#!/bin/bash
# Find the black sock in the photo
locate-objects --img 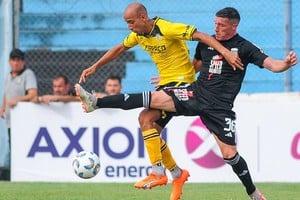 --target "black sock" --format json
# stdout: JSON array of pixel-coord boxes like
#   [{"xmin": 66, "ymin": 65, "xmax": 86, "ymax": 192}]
[
  {"xmin": 96, "ymin": 91, "xmax": 151, "ymax": 110},
  {"xmin": 224, "ymin": 153, "xmax": 256, "ymax": 195}
]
